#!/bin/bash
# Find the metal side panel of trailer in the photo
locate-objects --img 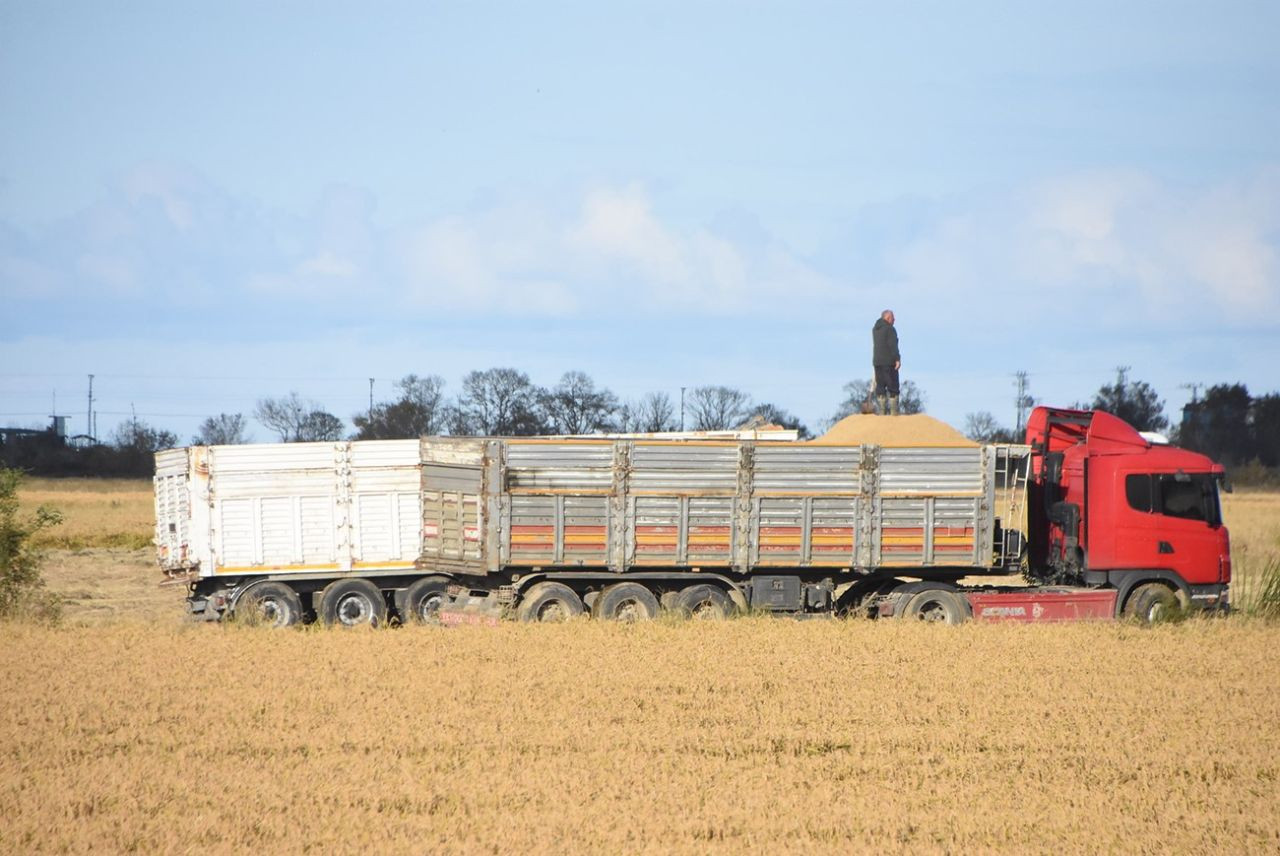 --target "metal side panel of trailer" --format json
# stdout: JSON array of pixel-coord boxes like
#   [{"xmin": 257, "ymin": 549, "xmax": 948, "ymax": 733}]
[
  {"xmin": 154, "ymin": 439, "xmax": 423, "ymax": 578},
  {"xmin": 418, "ymin": 437, "xmax": 1025, "ymax": 576},
  {"xmin": 154, "ymin": 447, "xmax": 198, "ymax": 573}
]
